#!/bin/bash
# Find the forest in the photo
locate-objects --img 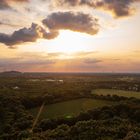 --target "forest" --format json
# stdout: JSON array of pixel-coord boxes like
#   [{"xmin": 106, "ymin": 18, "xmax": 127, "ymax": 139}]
[{"xmin": 0, "ymin": 72, "xmax": 140, "ymax": 140}]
